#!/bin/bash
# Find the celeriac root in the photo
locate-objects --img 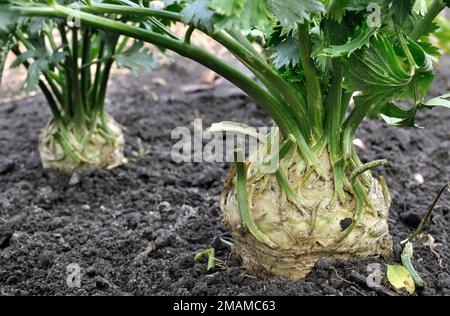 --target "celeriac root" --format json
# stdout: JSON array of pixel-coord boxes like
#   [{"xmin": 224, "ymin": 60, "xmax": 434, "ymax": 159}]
[
  {"xmin": 221, "ymin": 150, "xmax": 393, "ymax": 279},
  {"xmin": 39, "ymin": 114, "xmax": 127, "ymax": 172}
]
